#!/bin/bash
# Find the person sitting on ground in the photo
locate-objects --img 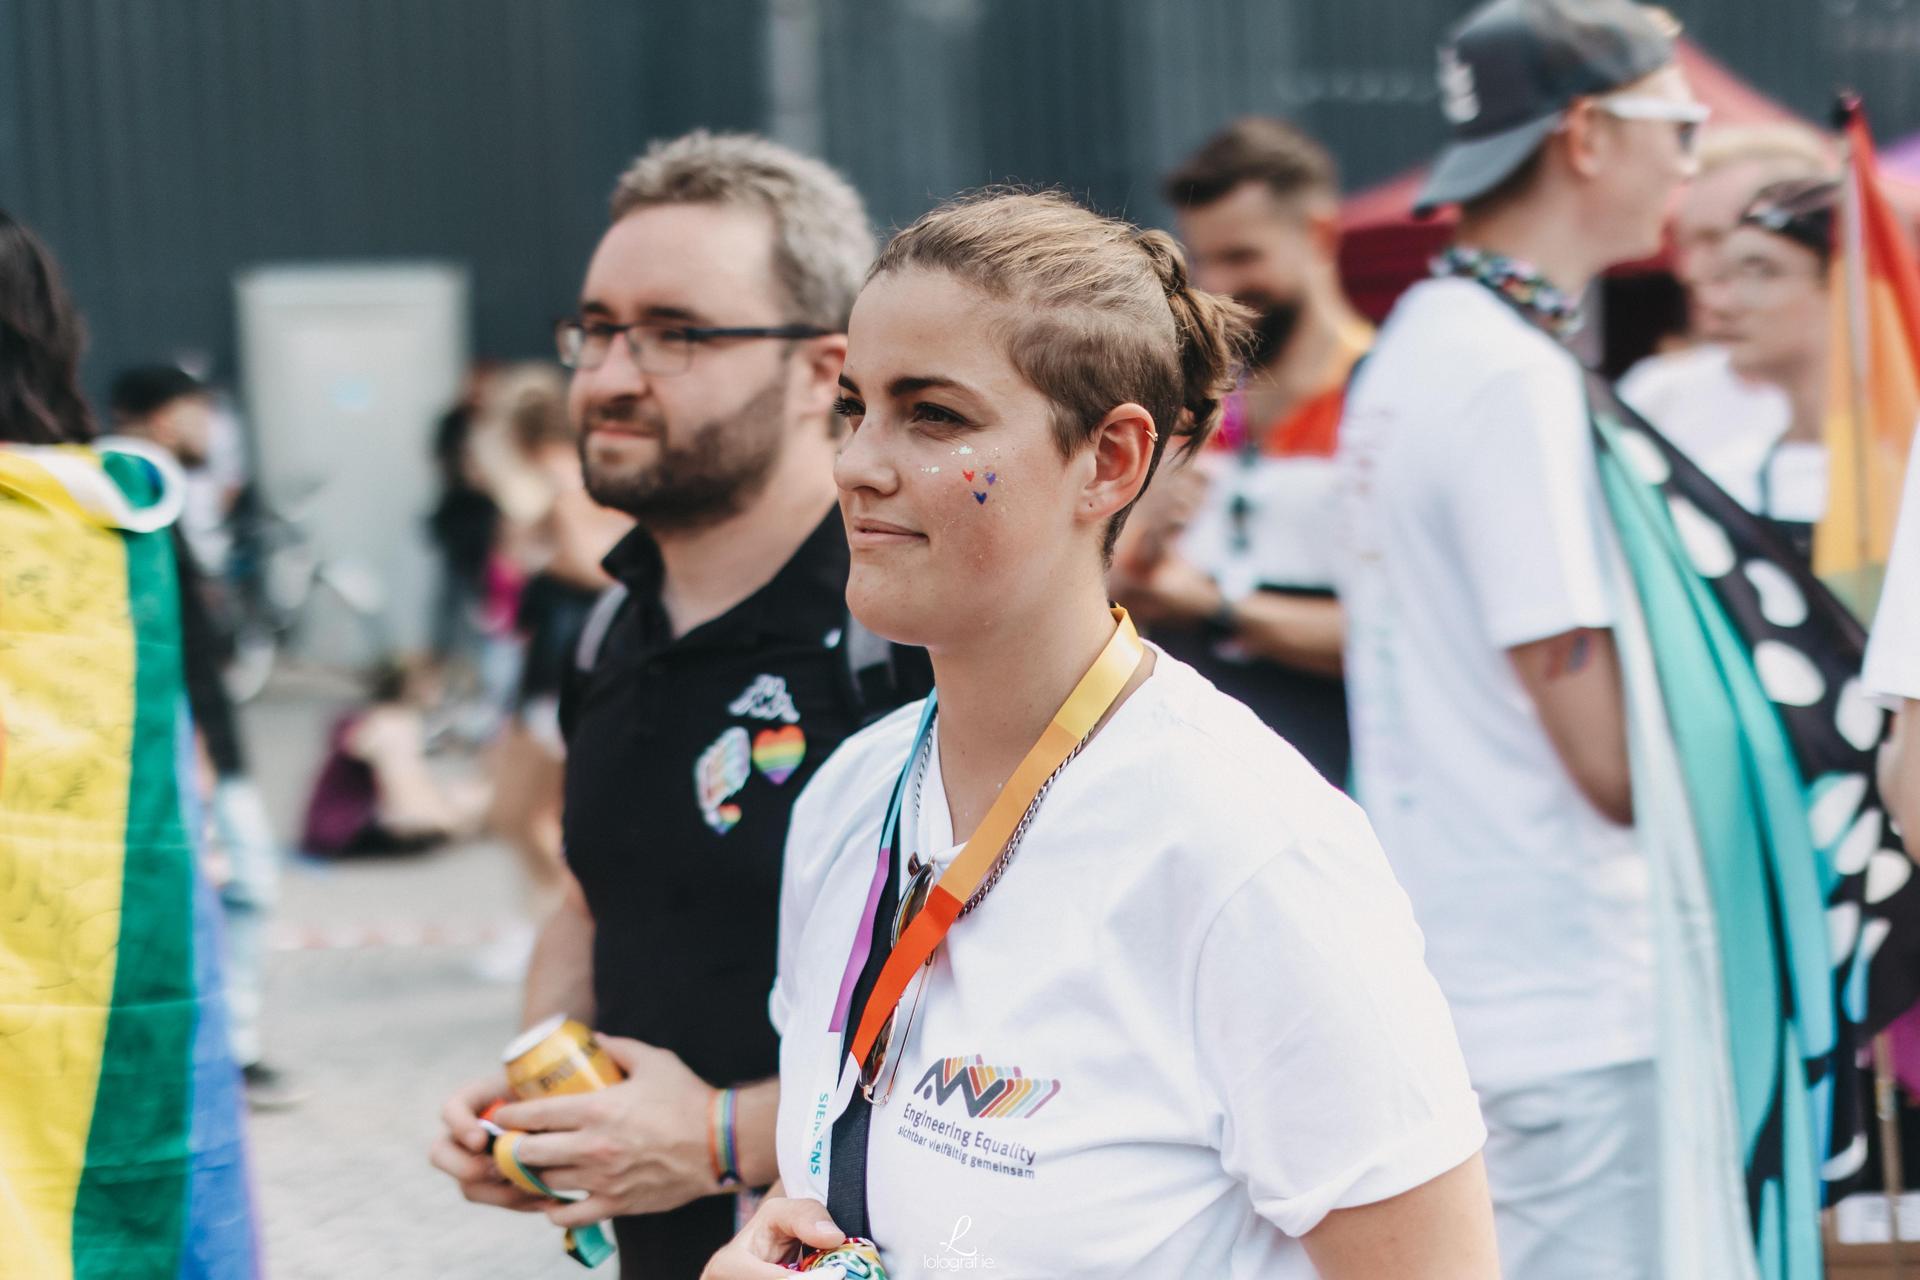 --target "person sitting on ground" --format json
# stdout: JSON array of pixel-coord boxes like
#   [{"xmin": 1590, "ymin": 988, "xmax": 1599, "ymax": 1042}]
[{"xmin": 301, "ymin": 659, "xmax": 487, "ymax": 856}]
